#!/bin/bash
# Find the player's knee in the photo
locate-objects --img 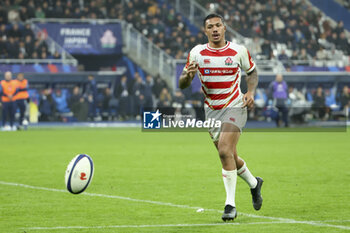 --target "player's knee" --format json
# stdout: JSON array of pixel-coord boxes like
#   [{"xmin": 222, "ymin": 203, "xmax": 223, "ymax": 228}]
[{"xmin": 218, "ymin": 146, "xmax": 232, "ymax": 161}]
